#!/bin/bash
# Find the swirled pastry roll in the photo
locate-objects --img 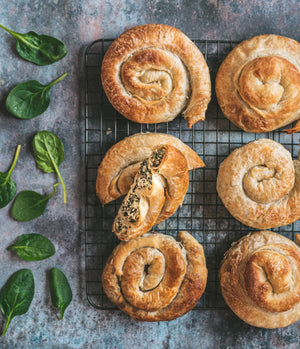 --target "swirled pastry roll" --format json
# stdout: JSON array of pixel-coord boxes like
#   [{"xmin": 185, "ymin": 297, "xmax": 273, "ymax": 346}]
[
  {"xmin": 216, "ymin": 35, "xmax": 300, "ymax": 133},
  {"xmin": 102, "ymin": 231, "xmax": 207, "ymax": 321},
  {"xmin": 220, "ymin": 231, "xmax": 300, "ymax": 328},
  {"xmin": 113, "ymin": 145, "xmax": 189, "ymax": 241},
  {"xmin": 217, "ymin": 139, "xmax": 300, "ymax": 229},
  {"xmin": 101, "ymin": 24, "xmax": 211, "ymax": 127},
  {"xmin": 96, "ymin": 133, "xmax": 204, "ymax": 205}
]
